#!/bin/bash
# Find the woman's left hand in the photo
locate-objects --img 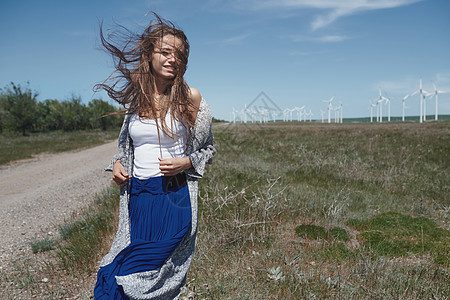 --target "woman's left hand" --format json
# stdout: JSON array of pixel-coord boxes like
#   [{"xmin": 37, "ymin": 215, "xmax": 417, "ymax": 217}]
[{"xmin": 159, "ymin": 157, "xmax": 192, "ymax": 176}]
